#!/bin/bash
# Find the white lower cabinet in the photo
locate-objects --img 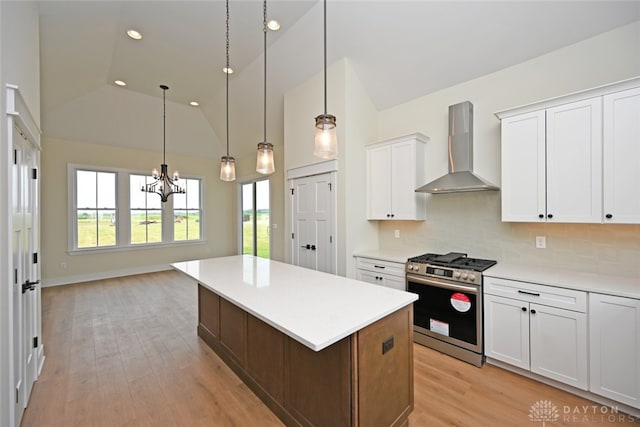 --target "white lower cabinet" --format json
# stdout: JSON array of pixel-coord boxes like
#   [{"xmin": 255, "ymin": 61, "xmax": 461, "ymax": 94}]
[
  {"xmin": 484, "ymin": 277, "xmax": 588, "ymax": 390},
  {"xmin": 355, "ymin": 257, "xmax": 406, "ymax": 291},
  {"xmin": 589, "ymin": 293, "xmax": 640, "ymax": 409}
]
